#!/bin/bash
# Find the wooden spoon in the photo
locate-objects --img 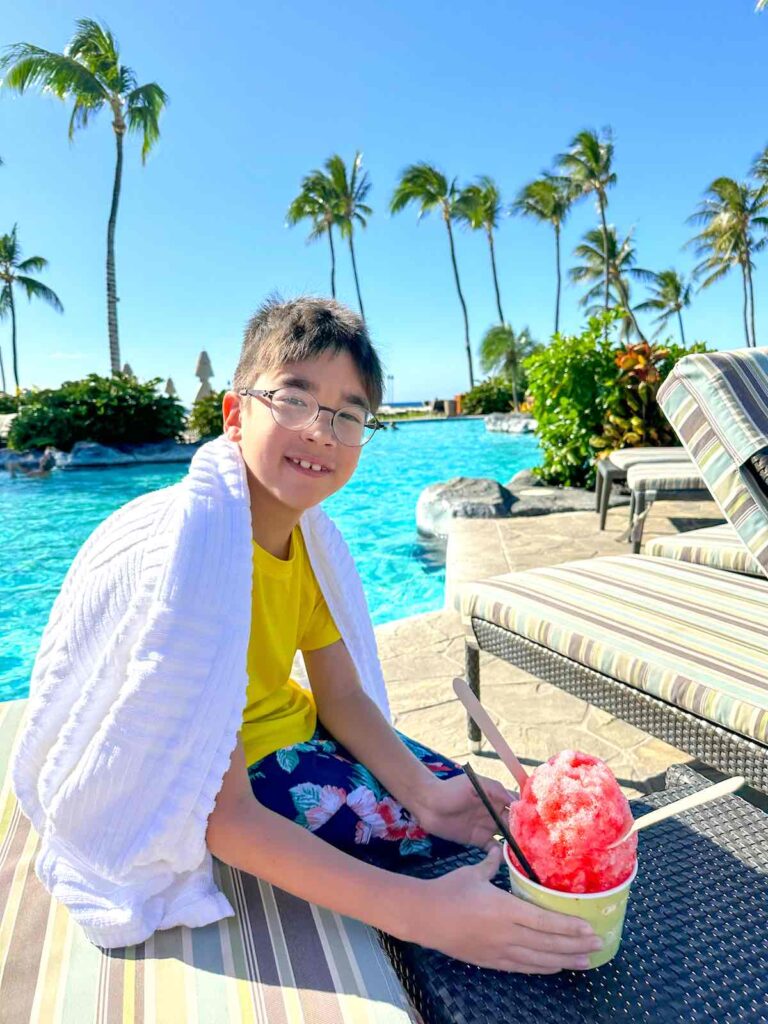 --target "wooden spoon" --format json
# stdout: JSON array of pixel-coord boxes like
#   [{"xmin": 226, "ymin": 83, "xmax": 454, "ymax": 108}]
[
  {"xmin": 607, "ymin": 775, "xmax": 745, "ymax": 849},
  {"xmin": 453, "ymin": 677, "xmax": 529, "ymax": 791}
]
